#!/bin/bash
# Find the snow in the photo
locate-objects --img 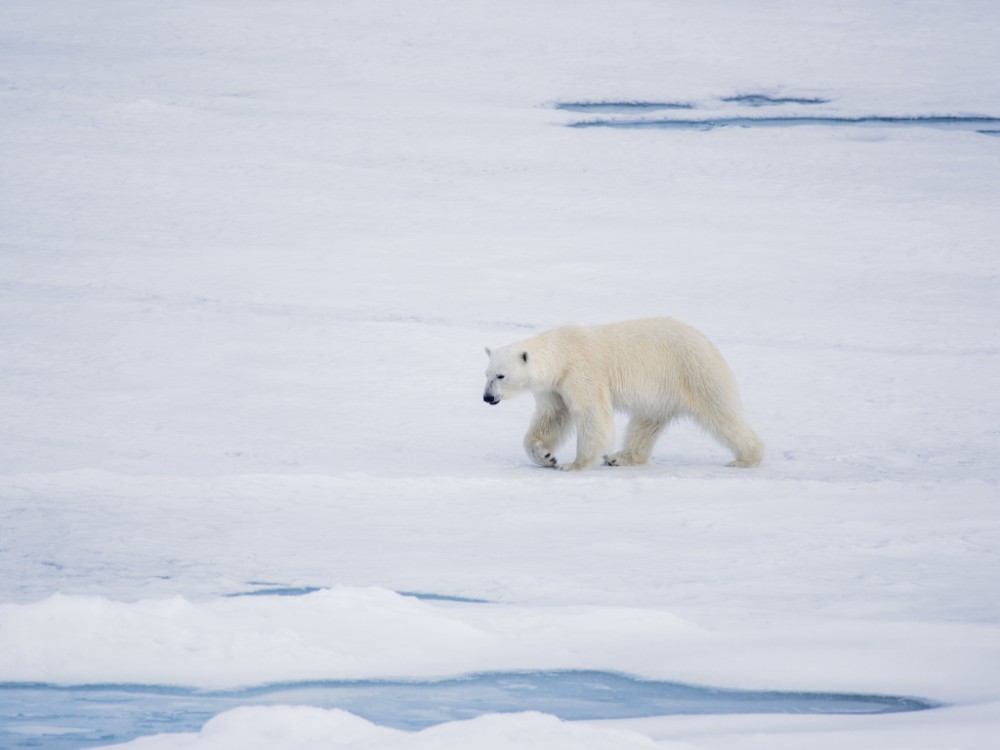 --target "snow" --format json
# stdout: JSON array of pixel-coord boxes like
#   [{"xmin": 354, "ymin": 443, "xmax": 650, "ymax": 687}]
[
  {"xmin": 112, "ymin": 708, "xmax": 674, "ymax": 750},
  {"xmin": 2, "ymin": 0, "xmax": 999, "ymax": 748}
]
